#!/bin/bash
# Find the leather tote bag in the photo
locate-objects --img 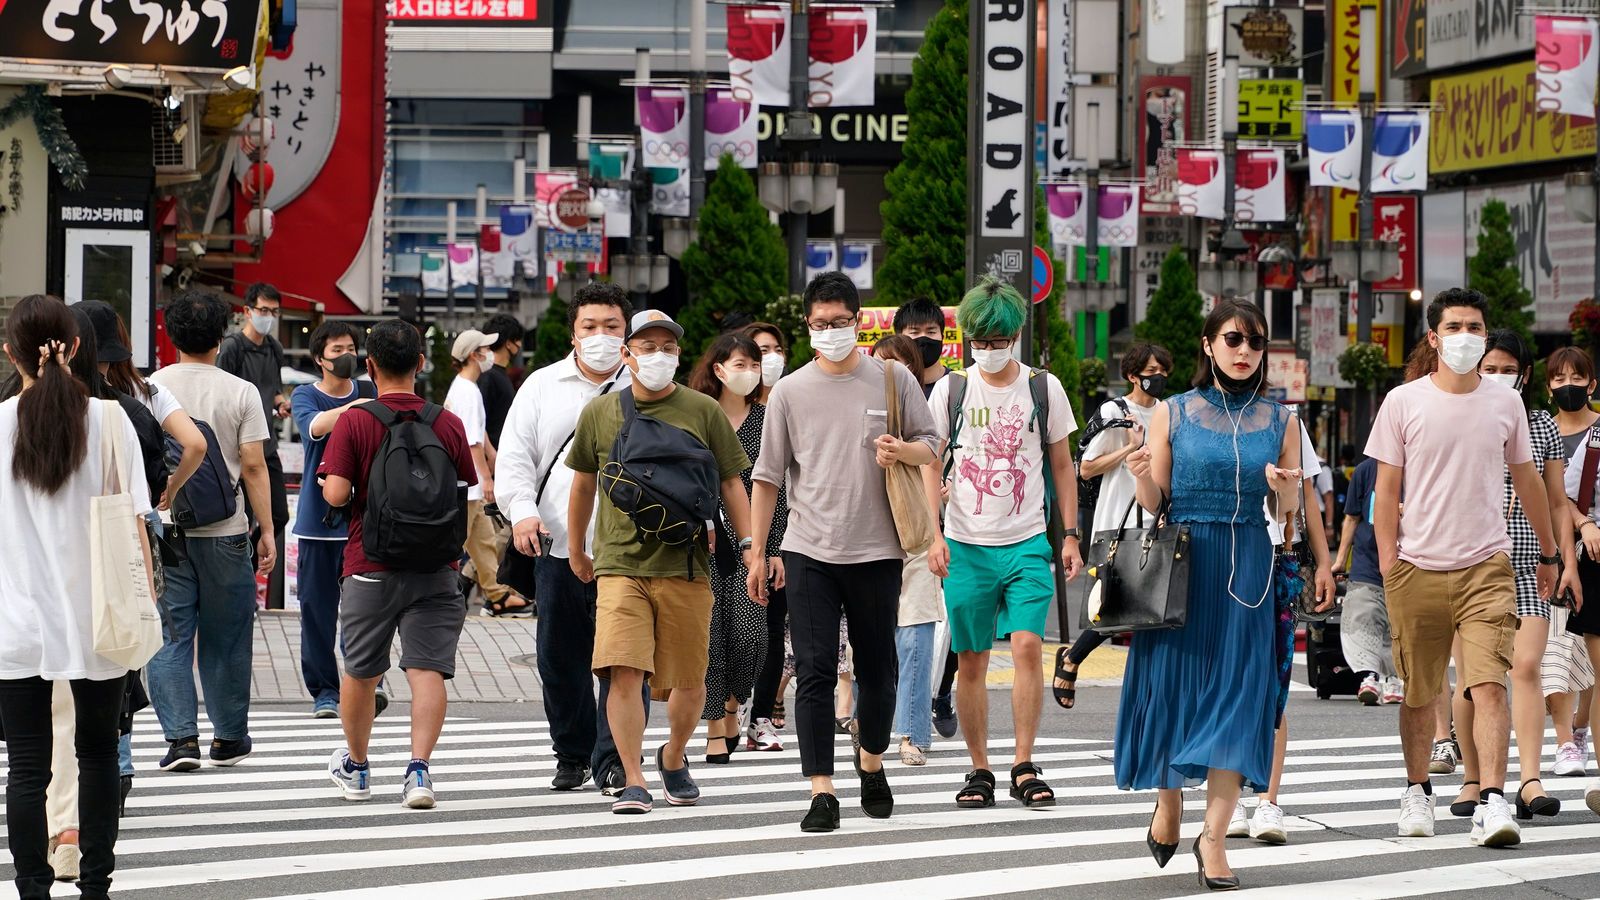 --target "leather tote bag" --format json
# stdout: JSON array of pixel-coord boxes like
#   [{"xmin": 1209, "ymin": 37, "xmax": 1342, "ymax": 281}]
[
  {"xmin": 1079, "ymin": 496, "xmax": 1191, "ymax": 634},
  {"xmin": 882, "ymin": 360, "xmax": 937, "ymax": 555},
  {"xmin": 91, "ymin": 400, "xmax": 163, "ymax": 670}
]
